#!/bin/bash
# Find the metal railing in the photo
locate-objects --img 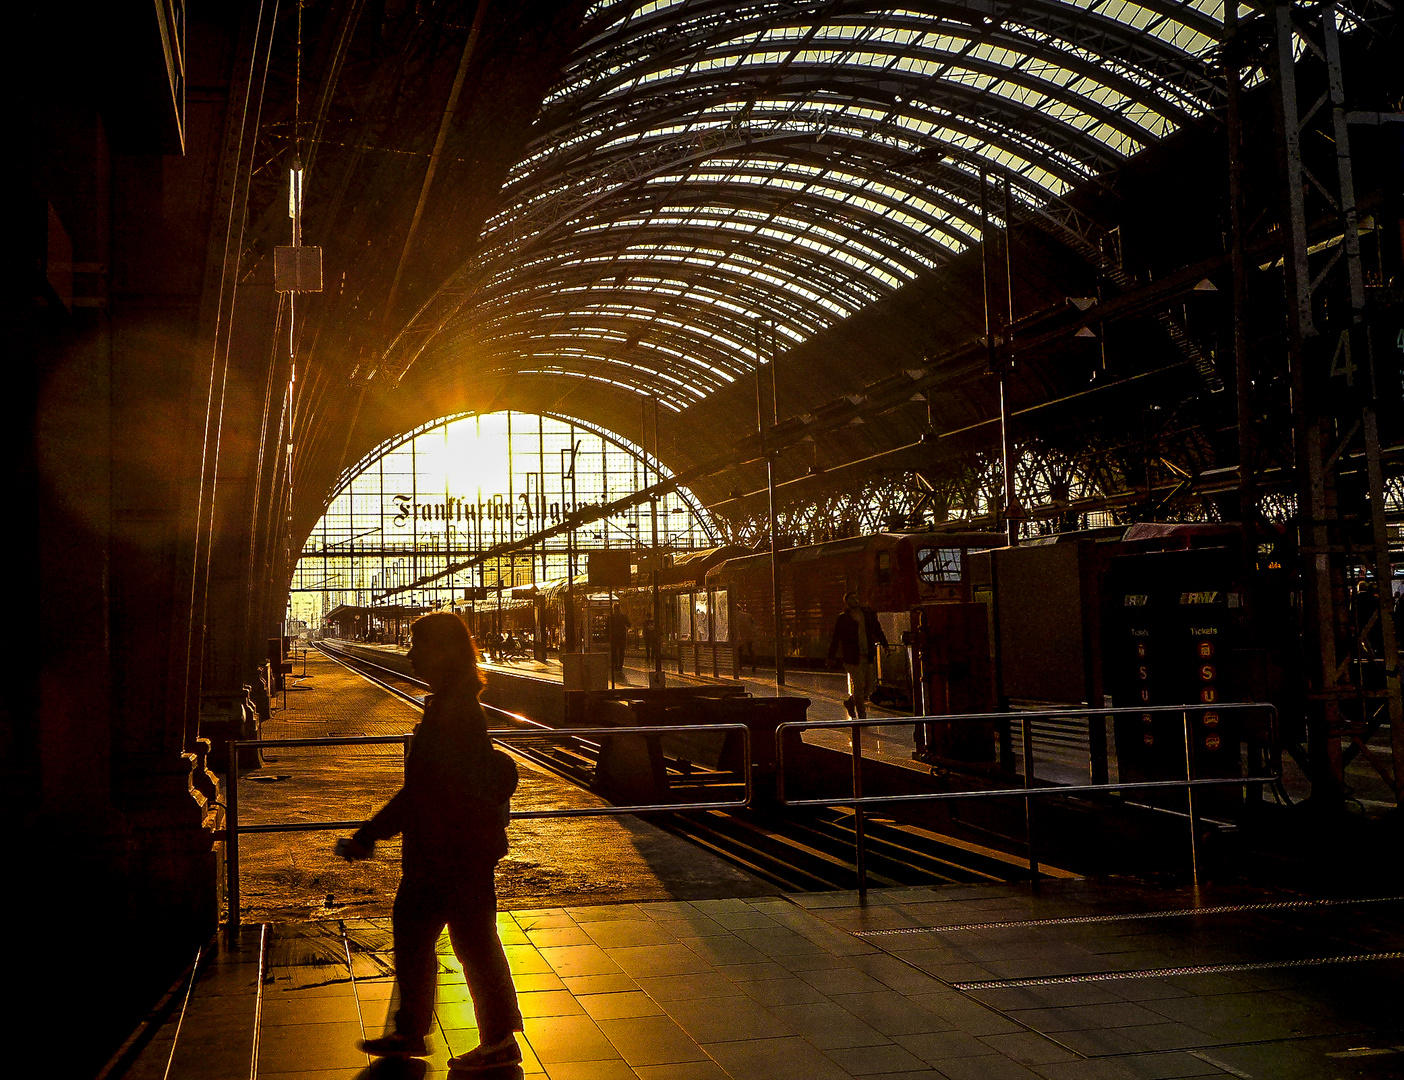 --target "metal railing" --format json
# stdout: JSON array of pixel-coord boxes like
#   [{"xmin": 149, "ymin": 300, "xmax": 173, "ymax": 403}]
[
  {"xmin": 775, "ymin": 702, "xmax": 1280, "ymax": 891},
  {"xmin": 223, "ymin": 724, "xmax": 752, "ymax": 927}
]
